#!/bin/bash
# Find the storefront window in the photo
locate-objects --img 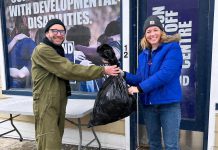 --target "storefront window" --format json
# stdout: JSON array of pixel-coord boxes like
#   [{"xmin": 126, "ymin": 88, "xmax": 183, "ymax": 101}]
[{"xmin": 3, "ymin": 0, "xmax": 121, "ymax": 93}]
